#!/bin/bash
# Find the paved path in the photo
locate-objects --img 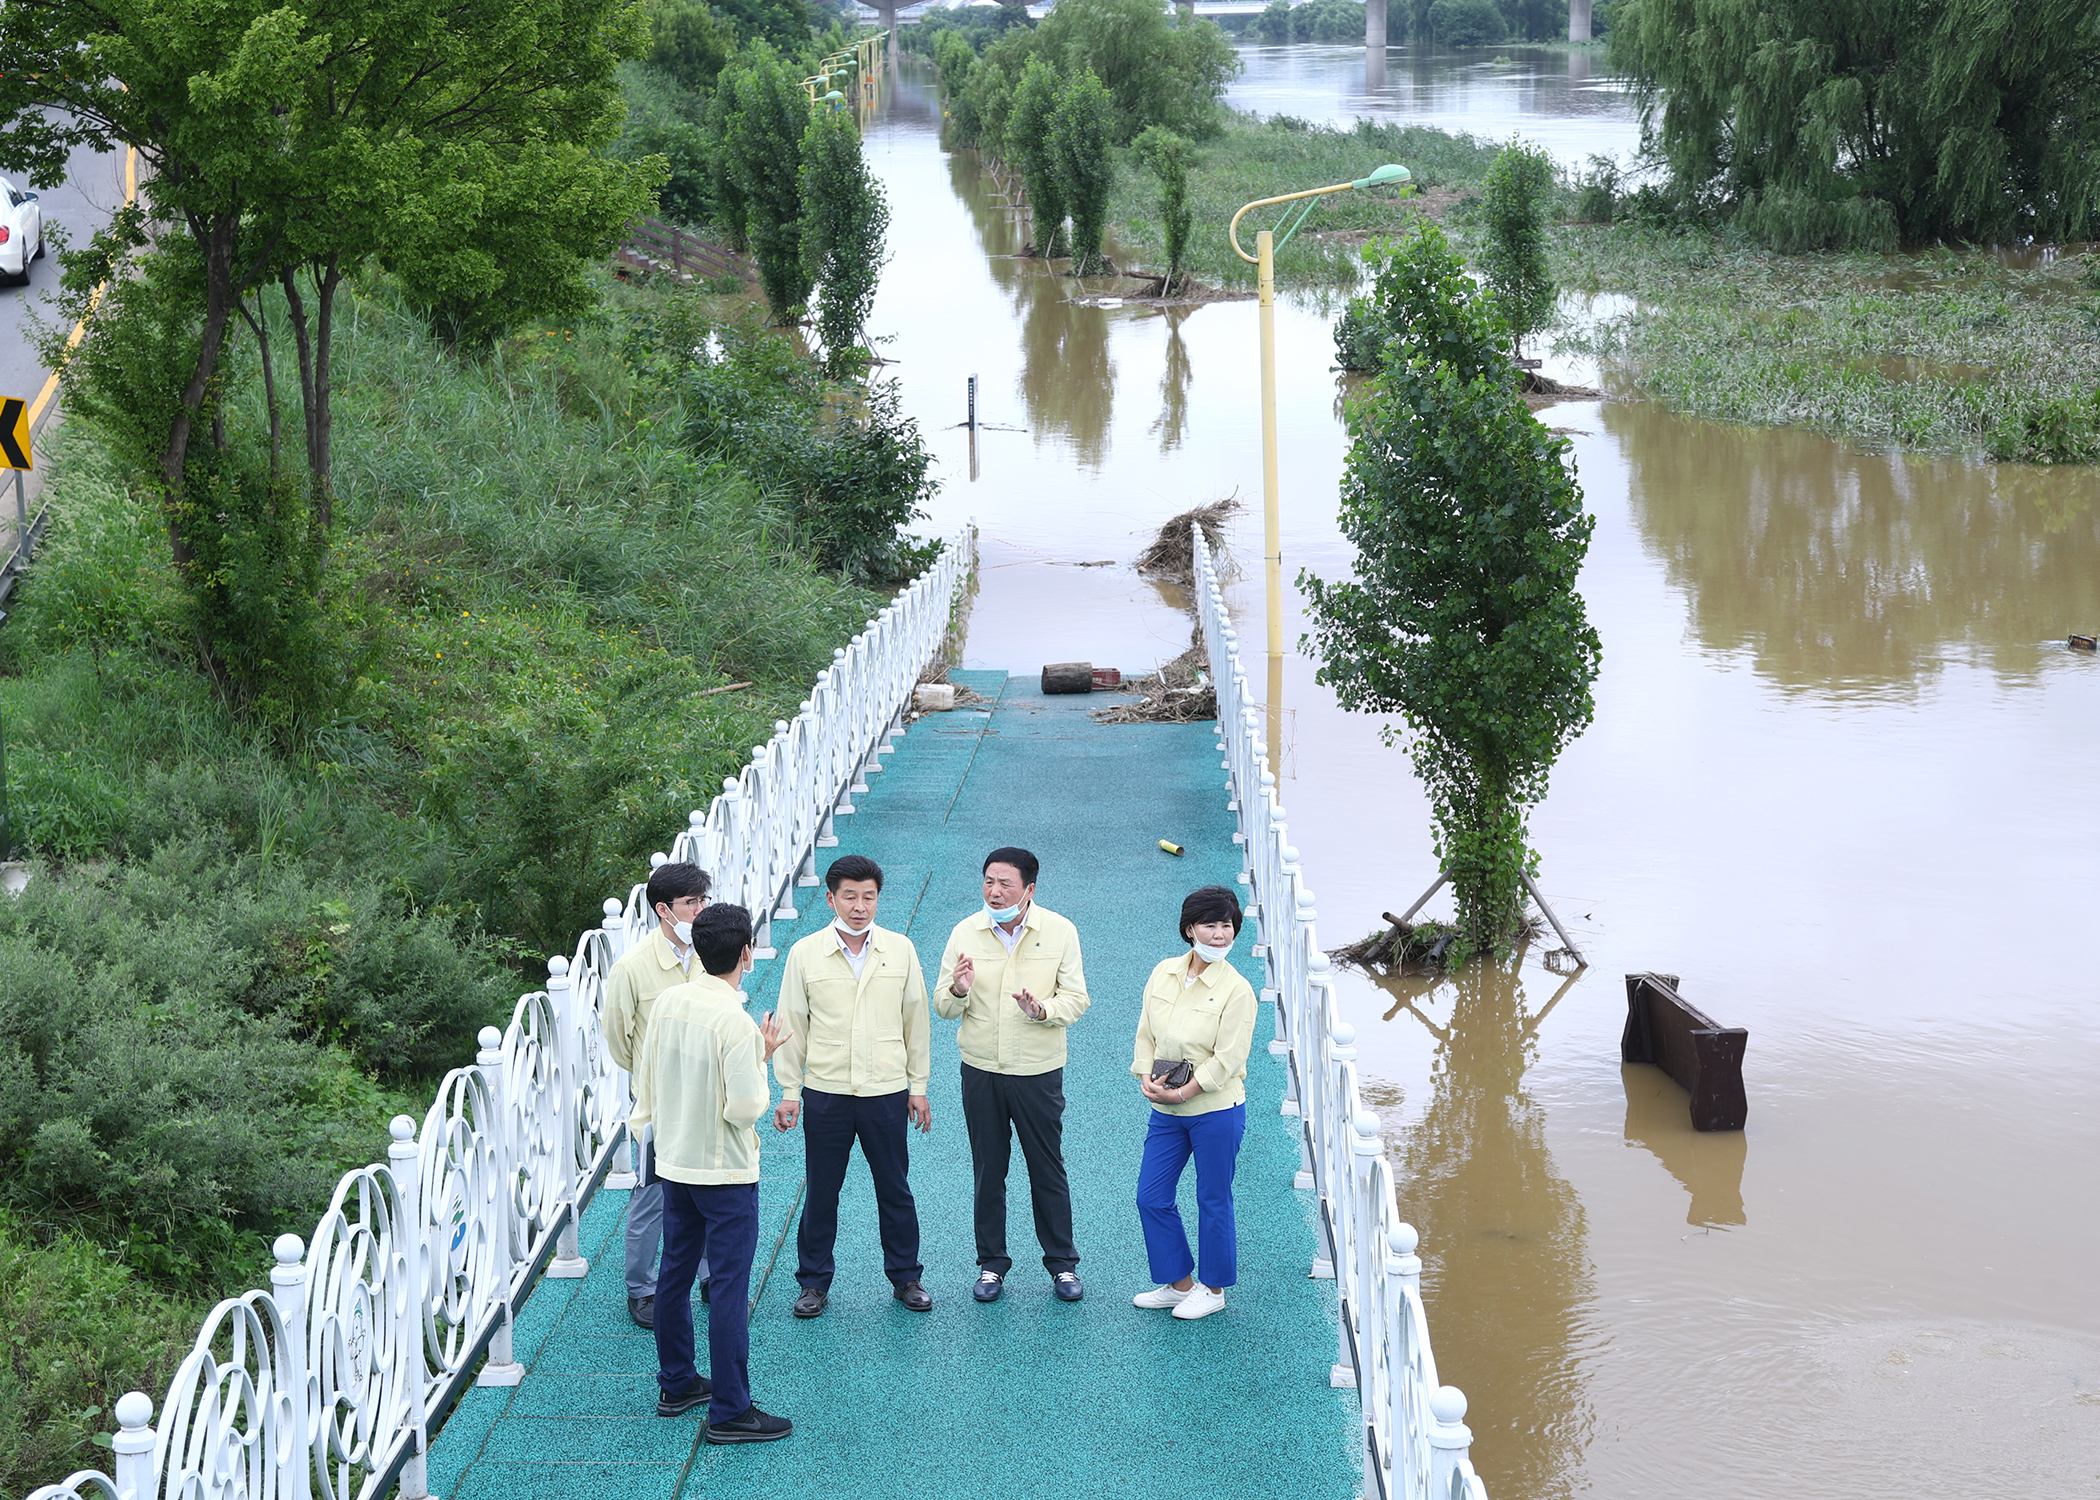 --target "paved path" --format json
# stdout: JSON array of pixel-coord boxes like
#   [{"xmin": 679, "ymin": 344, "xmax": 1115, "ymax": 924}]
[{"xmin": 428, "ymin": 671, "xmax": 1361, "ymax": 1500}]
